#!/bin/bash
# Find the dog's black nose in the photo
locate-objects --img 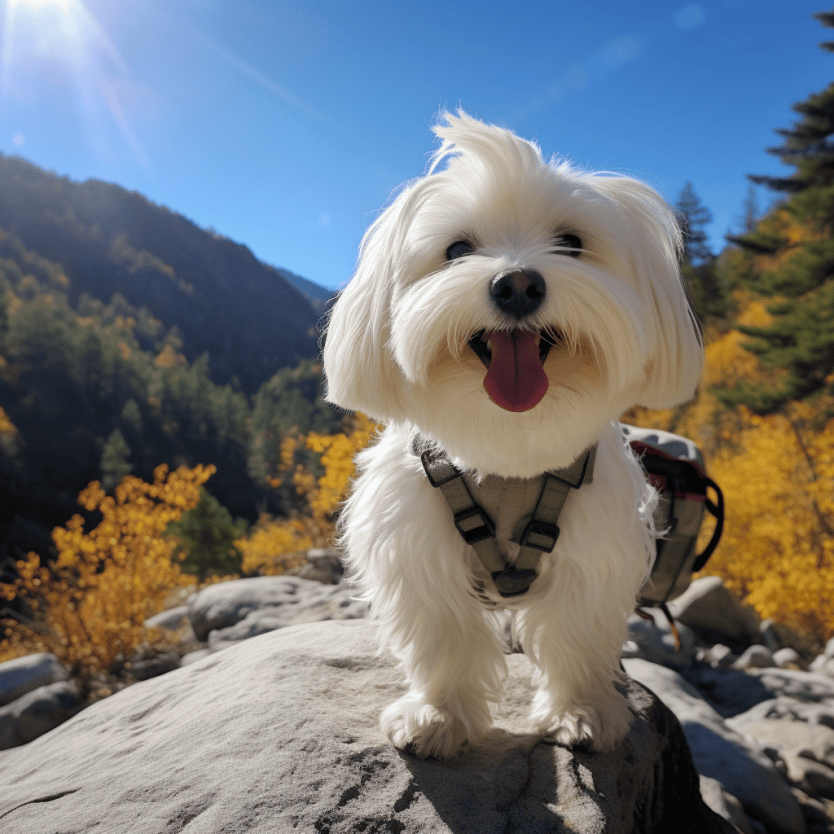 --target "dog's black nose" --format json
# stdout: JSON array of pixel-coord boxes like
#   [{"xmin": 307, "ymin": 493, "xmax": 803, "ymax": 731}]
[{"xmin": 490, "ymin": 269, "xmax": 546, "ymax": 318}]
